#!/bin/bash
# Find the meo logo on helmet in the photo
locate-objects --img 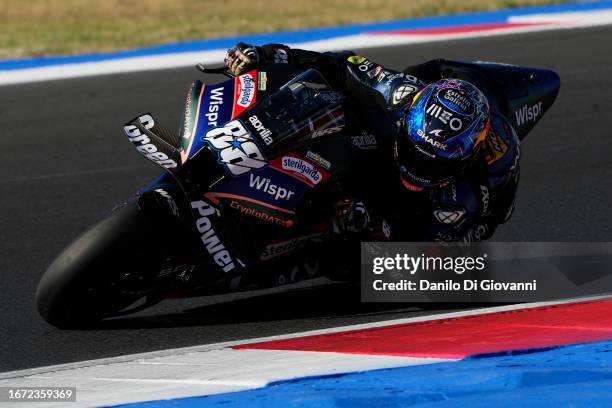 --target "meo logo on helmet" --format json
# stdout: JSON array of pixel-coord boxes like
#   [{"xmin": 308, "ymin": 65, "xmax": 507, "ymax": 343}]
[{"xmin": 426, "ymin": 104, "xmax": 463, "ymax": 131}]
